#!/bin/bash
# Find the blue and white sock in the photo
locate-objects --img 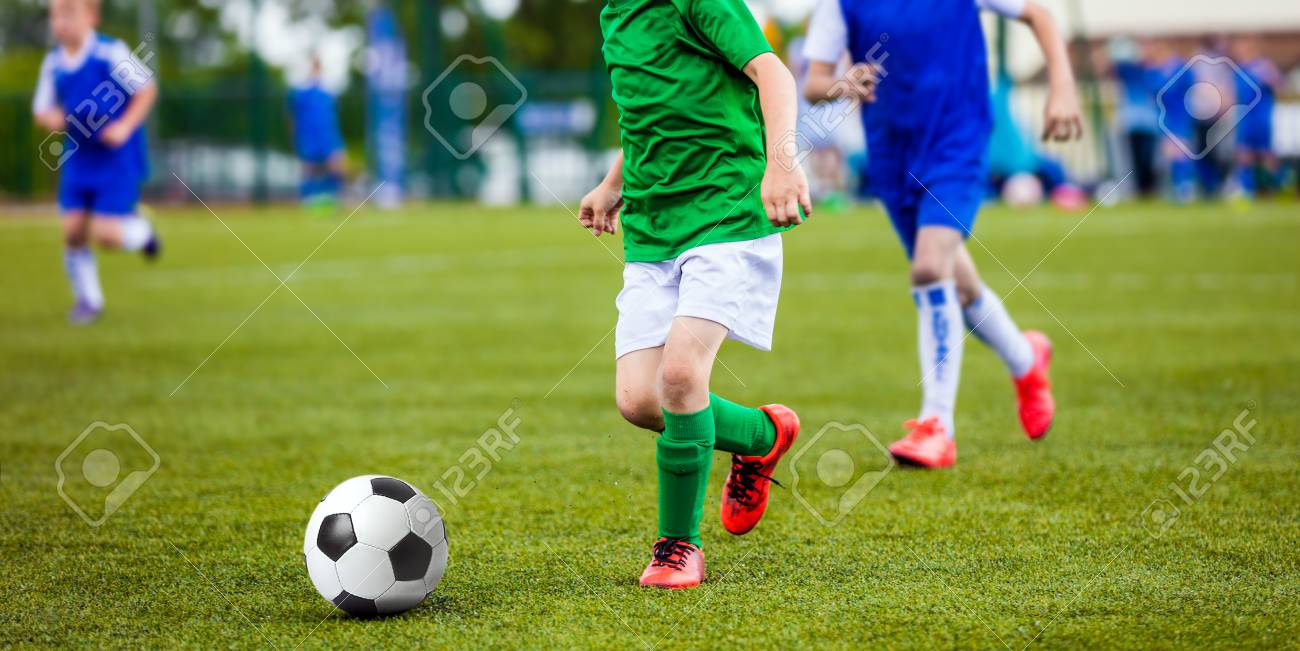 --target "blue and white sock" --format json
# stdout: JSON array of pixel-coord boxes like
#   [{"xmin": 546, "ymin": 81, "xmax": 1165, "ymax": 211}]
[
  {"xmin": 914, "ymin": 280, "xmax": 963, "ymax": 438},
  {"xmin": 119, "ymin": 217, "xmax": 154, "ymax": 252},
  {"xmin": 963, "ymin": 284, "xmax": 1034, "ymax": 379},
  {"xmin": 64, "ymin": 246, "xmax": 104, "ymax": 309}
]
